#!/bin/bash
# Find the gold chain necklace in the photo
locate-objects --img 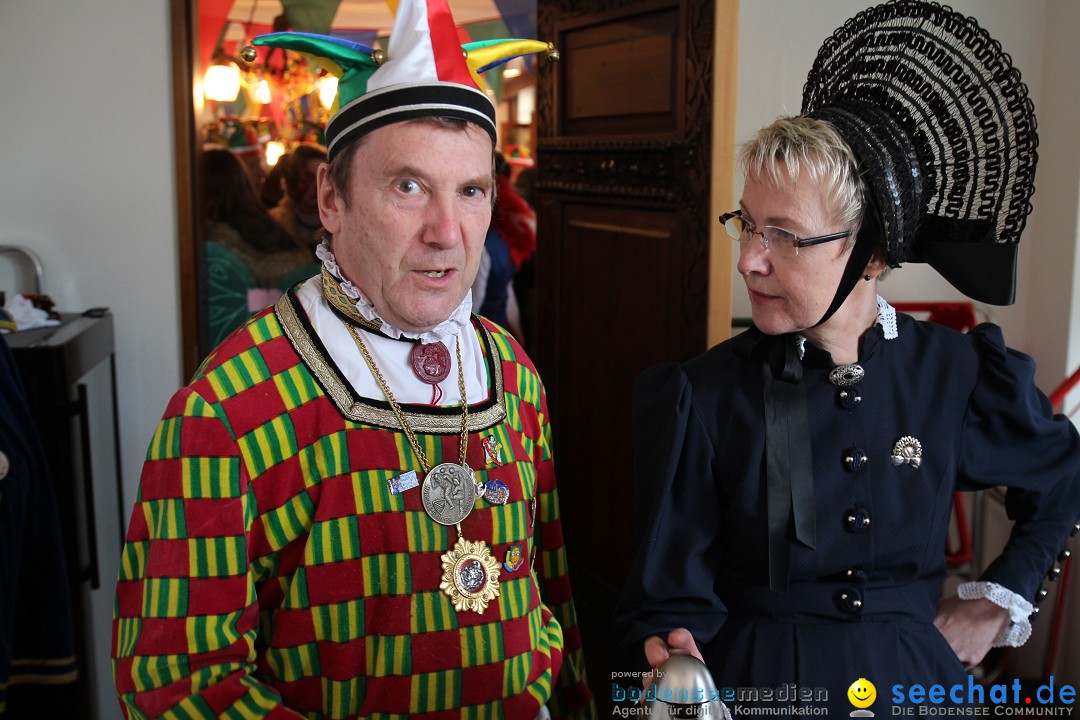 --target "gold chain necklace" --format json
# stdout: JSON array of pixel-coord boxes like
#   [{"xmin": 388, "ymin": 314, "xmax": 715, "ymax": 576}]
[
  {"xmin": 346, "ymin": 323, "xmax": 468, "ymax": 474},
  {"xmin": 326, "ymin": 266, "xmax": 456, "ymax": 403},
  {"xmin": 344, "ymin": 322, "xmax": 501, "ymax": 614}
]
